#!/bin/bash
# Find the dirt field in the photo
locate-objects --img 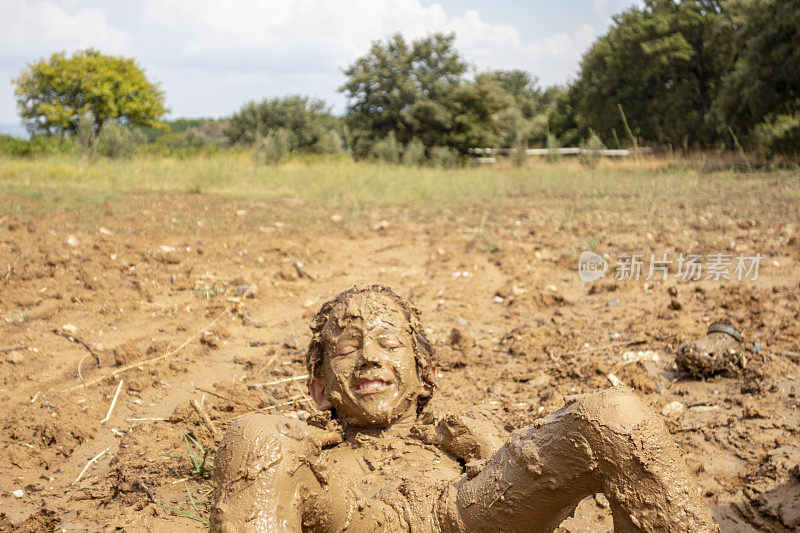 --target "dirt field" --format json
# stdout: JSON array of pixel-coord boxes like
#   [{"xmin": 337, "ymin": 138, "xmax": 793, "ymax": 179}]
[{"xmin": 0, "ymin": 161, "xmax": 798, "ymax": 531}]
